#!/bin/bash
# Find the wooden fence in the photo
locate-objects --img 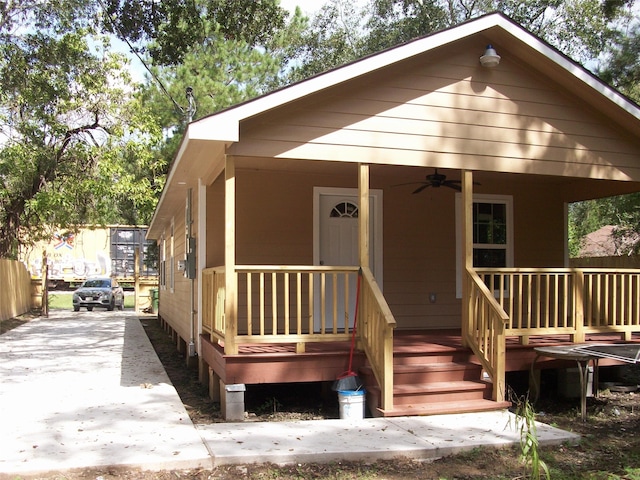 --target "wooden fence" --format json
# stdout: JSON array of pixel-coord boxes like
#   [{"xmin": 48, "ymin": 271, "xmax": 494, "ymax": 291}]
[{"xmin": 0, "ymin": 259, "xmax": 33, "ymax": 322}]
